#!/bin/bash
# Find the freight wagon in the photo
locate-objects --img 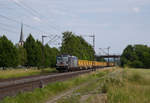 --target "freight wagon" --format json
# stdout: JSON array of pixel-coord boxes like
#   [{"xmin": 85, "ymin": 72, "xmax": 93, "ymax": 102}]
[{"xmin": 56, "ymin": 54, "xmax": 114, "ymax": 72}]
